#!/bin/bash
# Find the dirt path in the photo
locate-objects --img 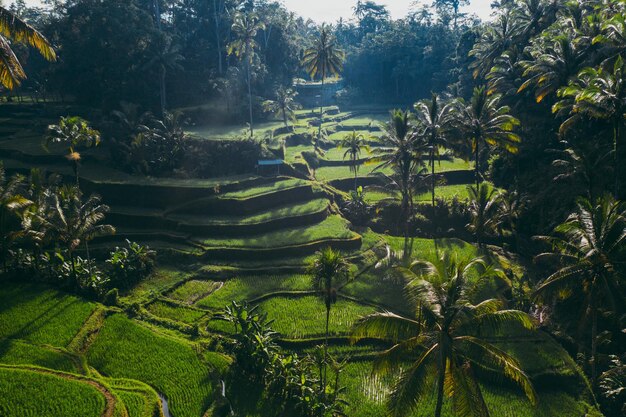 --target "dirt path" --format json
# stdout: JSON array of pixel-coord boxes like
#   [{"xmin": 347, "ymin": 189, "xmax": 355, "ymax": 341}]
[{"xmin": 0, "ymin": 364, "xmax": 116, "ymax": 417}]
